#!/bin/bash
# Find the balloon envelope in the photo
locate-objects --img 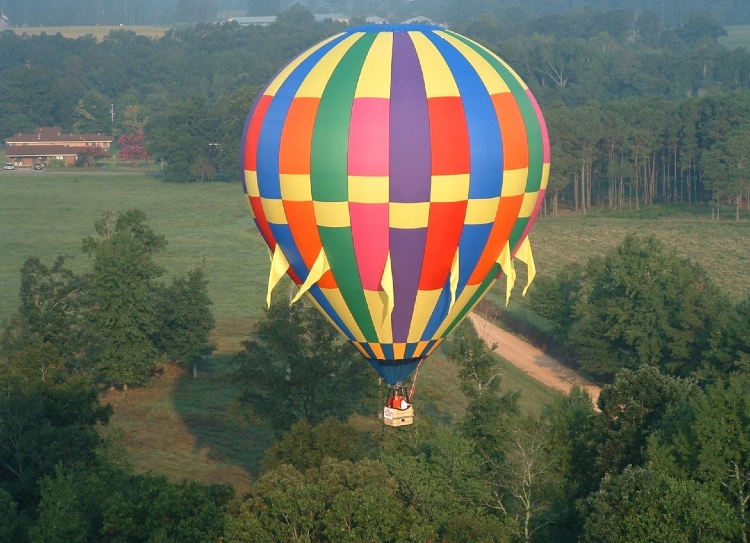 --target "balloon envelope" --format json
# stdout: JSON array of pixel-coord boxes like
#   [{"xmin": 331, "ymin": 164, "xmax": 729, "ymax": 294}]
[{"xmin": 240, "ymin": 24, "xmax": 549, "ymax": 385}]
